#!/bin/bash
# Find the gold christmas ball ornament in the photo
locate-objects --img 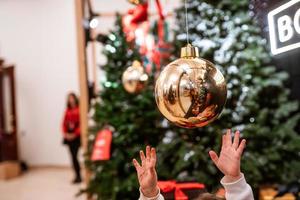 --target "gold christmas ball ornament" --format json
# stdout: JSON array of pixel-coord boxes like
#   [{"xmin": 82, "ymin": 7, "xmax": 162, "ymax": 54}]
[
  {"xmin": 155, "ymin": 44, "xmax": 227, "ymax": 128},
  {"xmin": 122, "ymin": 60, "xmax": 148, "ymax": 94}
]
